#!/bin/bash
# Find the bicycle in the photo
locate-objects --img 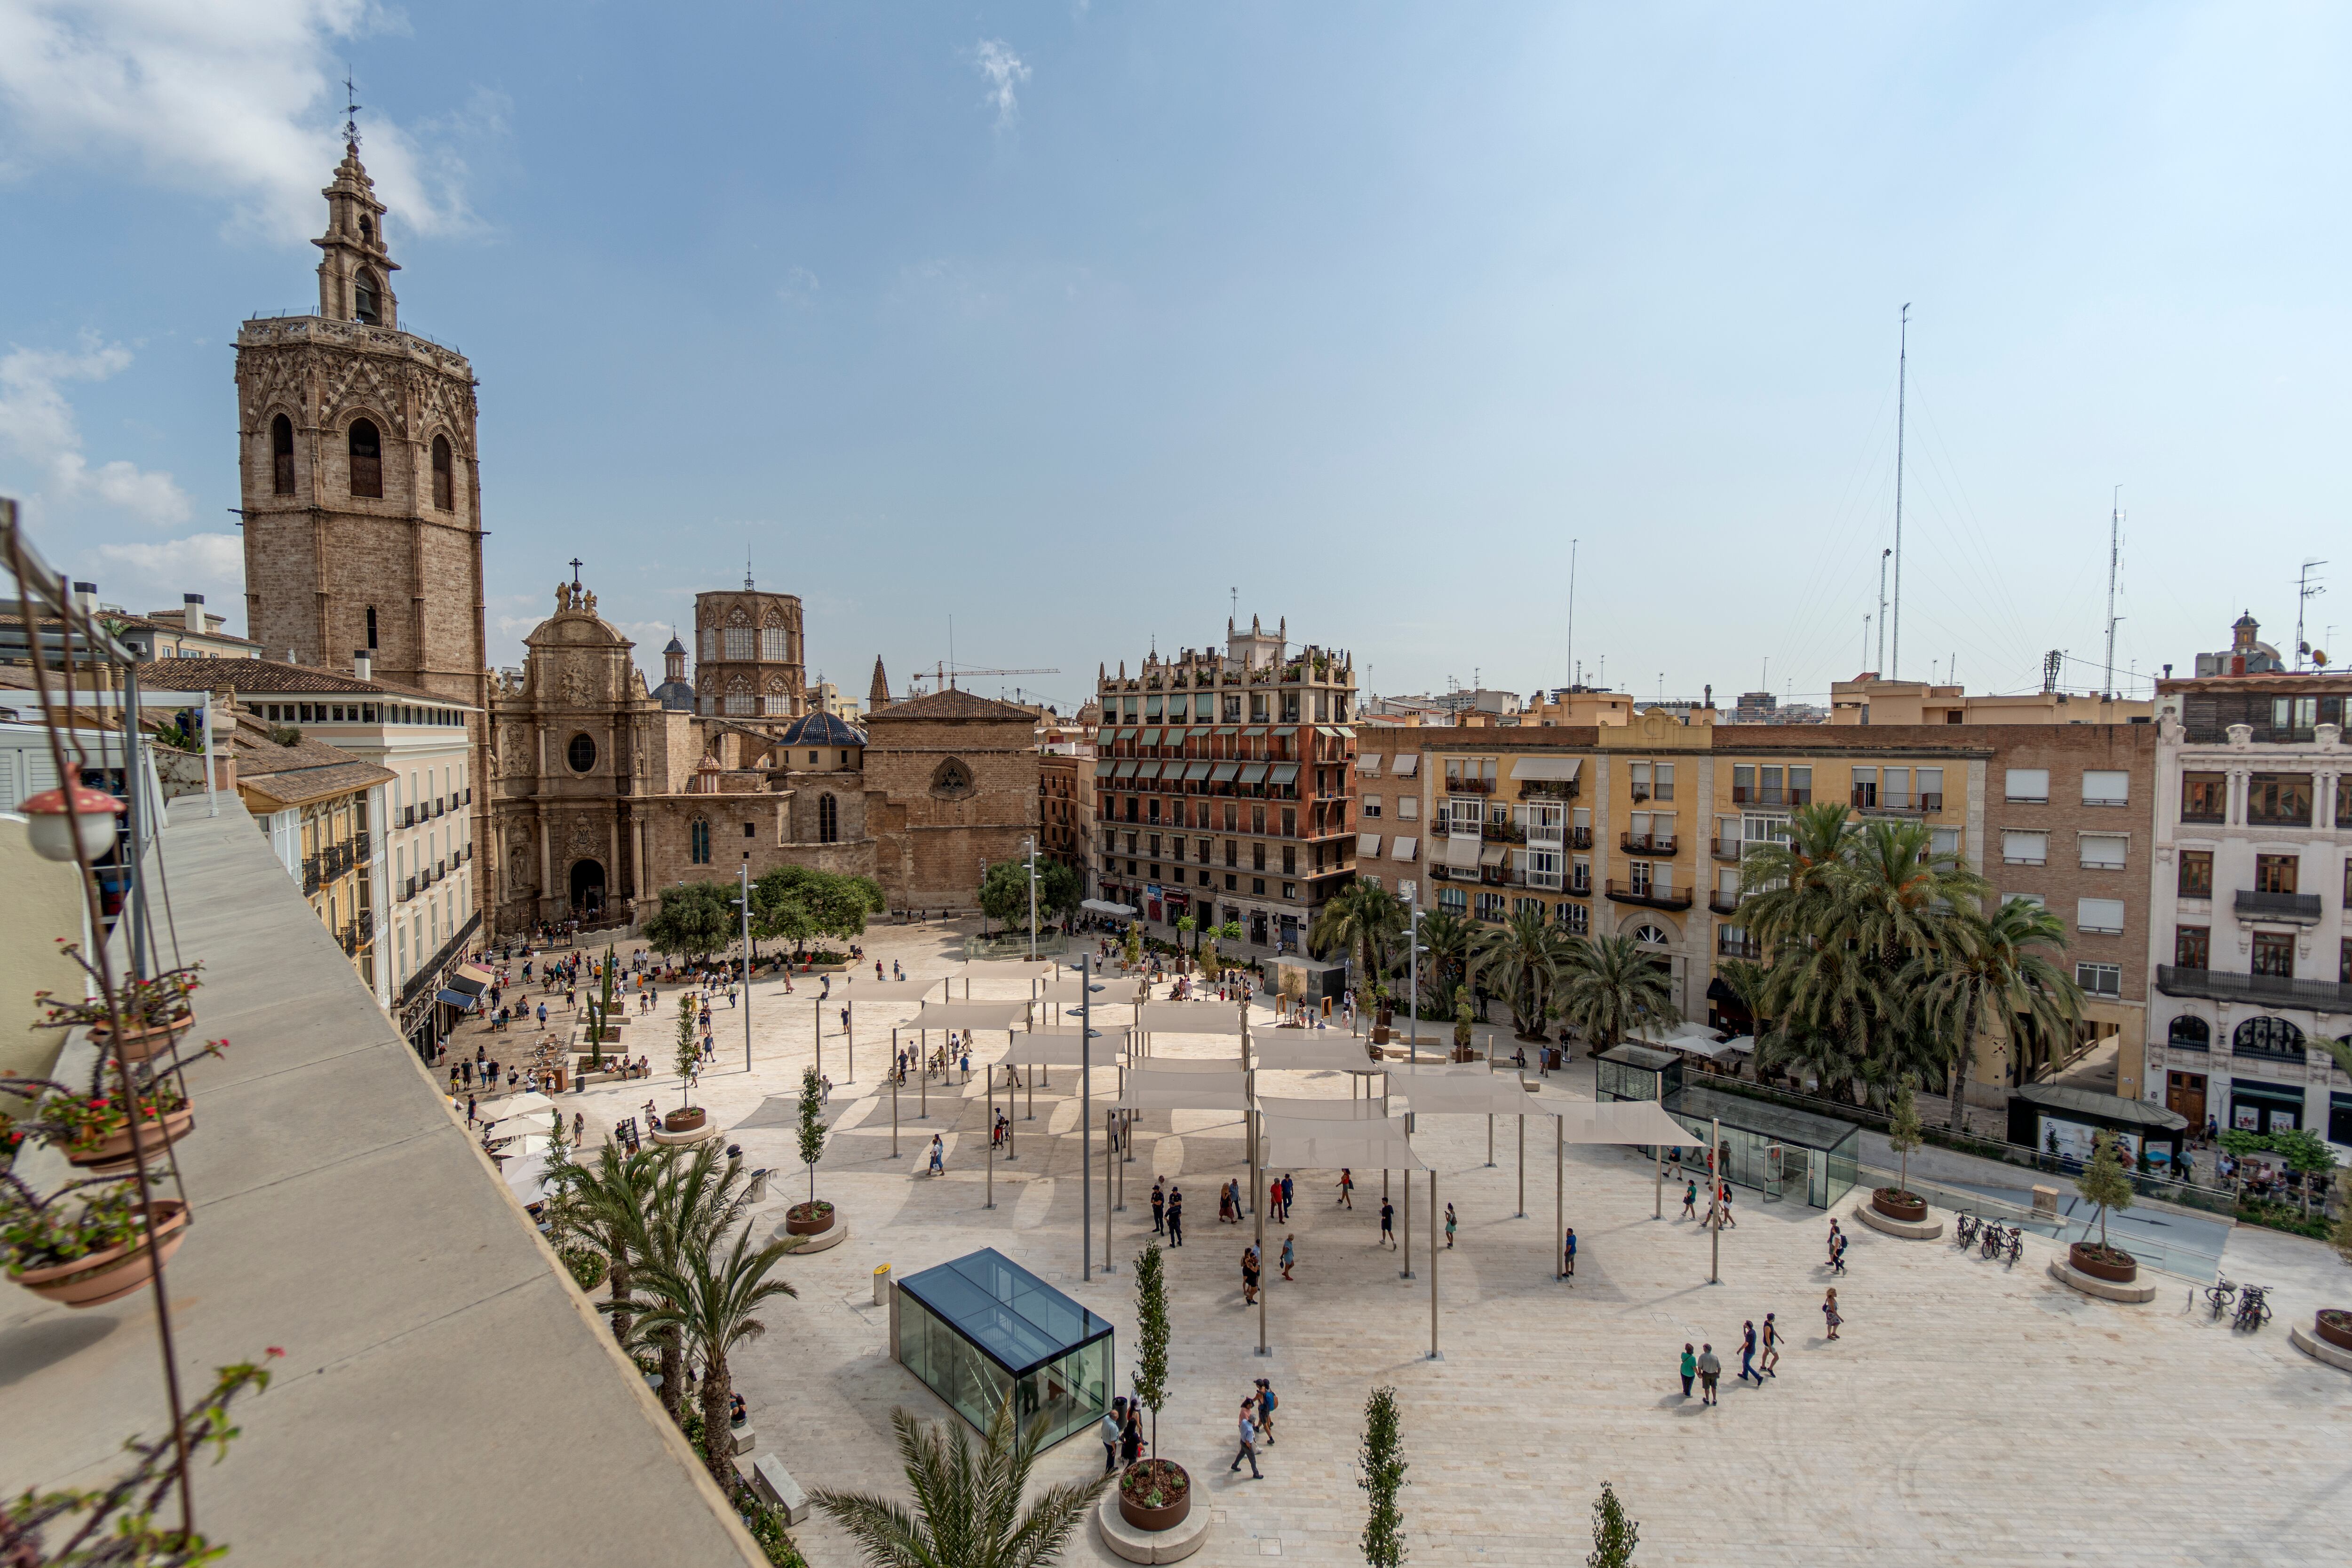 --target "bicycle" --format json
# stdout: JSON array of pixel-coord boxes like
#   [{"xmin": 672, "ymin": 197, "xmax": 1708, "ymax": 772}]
[
  {"xmin": 2204, "ymin": 1277, "xmax": 2237, "ymax": 1320},
  {"xmin": 2003, "ymin": 1226, "xmax": 2023, "ymax": 1268},
  {"xmin": 1979, "ymin": 1222, "xmax": 2006, "ymax": 1260},
  {"xmin": 2233, "ymin": 1285, "xmax": 2272, "ymax": 1332},
  {"xmin": 1954, "ymin": 1212, "xmax": 1980, "ymax": 1248}
]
